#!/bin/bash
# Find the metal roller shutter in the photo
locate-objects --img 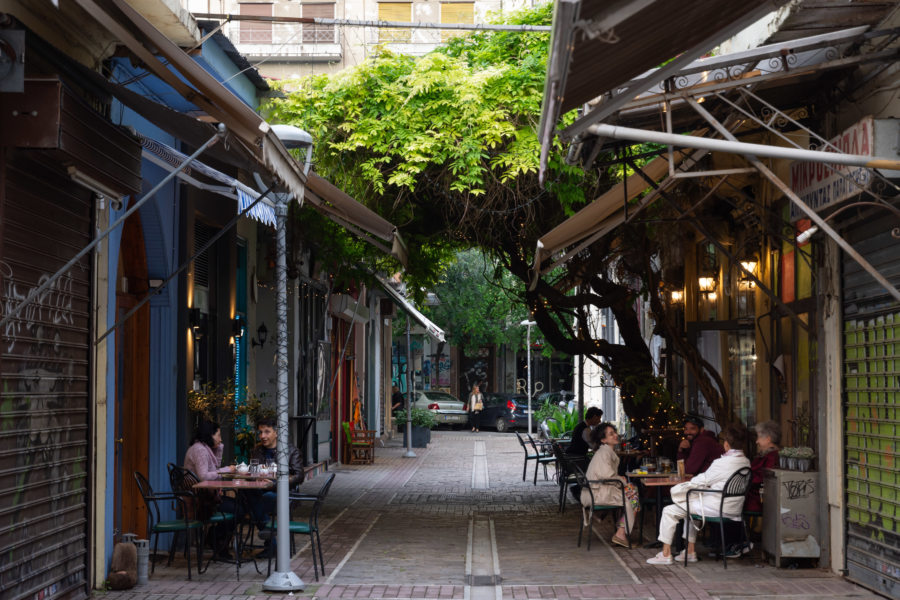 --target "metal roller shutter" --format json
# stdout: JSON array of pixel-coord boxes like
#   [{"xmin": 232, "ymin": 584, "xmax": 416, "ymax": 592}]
[
  {"xmin": 0, "ymin": 152, "xmax": 93, "ymax": 600},
  {"xmin": 842, "ymin": 217, "xmax": 899, "ymax": 599}
]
